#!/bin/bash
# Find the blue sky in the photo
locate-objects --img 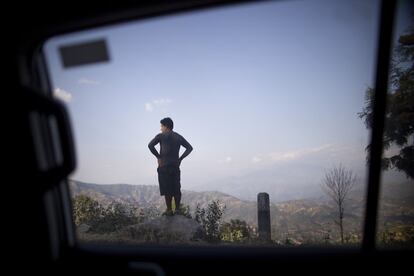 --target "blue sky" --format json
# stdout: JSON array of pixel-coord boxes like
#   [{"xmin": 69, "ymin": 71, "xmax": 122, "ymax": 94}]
[{"xmin": 44, "ymin": 0, "xmax": 393, "ymax": 196}]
